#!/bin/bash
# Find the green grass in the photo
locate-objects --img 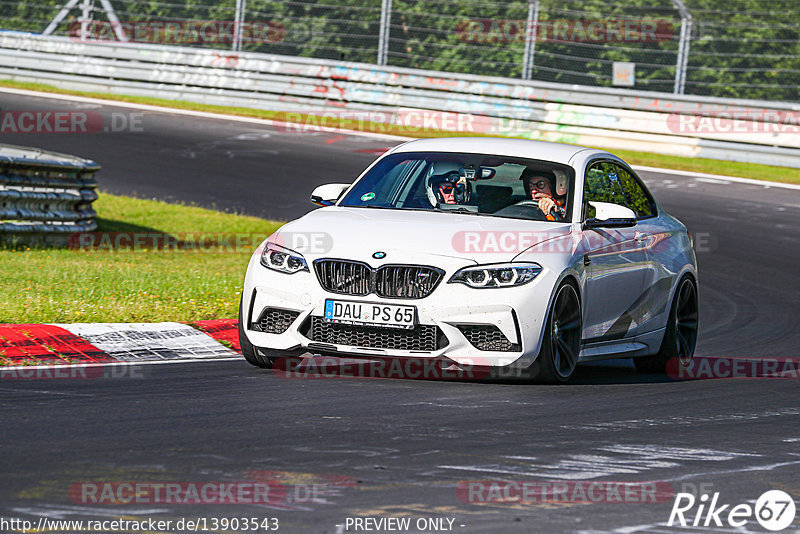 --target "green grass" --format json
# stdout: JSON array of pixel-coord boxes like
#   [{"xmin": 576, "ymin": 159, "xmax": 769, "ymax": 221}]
[
  {"xmin": 2, "ymin": 79, "xmax": 799, "ymax": 185},
  {"xmin": 608, "ymin": 149, "xmax": 800, "ymax": 184},
  {"xmin": 0, "ymin": 194, "xmax": 283, "ymax": 323}
]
